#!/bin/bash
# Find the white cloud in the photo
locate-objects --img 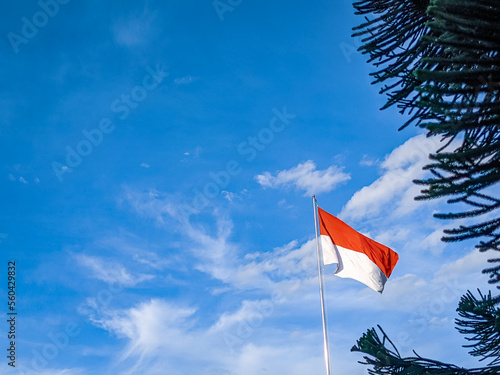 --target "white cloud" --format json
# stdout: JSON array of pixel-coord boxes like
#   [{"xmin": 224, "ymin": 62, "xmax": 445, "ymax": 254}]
[
  {"xmin": 277, "ymin": 199, "xmax": 293, "ymax": 209},
  {"xmin": 420, "ymin": 228, "xmax": 447, "ymax": 255},
  {"xmin": 123, "ymin": 186, "xmax": 491, "ymax": 307},
  {"xmin": 182, "ymin": 147, "xmax": 203, "ymax": 159},
  {"xmin": 359, "ymin": 154, "xmax": 379, "ymax": 167},
  {"xmin": 174, "ymin": 76, "xmax": 198, "ymax": 85},
  {"xmin": 8, "ymin": 173, "xmax": 30, "ymax": 184},
  {"xmin": 434, "ymin": 249, "xmax": 491, "ymax": 284},
  {"xmin": 118, "ymin": 186, "xmax": 492, "ymax": 373},
  {"xmin": 210, "ymin": 299, "xmax": 274, "ymax": 333},
  {"xmin": 91, "ymin": 298, "xmax": 331, "ymax": 375},
  {"xmin": 95, "ymin": 299, "xmax": 197, "ymax": 360},
  {"xmin": 255, "ymin": 160, "xmax": 350, "ymax": 196},
  {"xmin": 75, "ymin": 254, "xmax": 154, "ymax": 287},
  {"xmin": 140, "ymin": 163, "xmax": 150, "ymax": 168},
  {"xmin": 123, "ymin": 189, "xmax": 319, "ymax": 293},
  {"xmin": 340, "ymin": 134, "xmax": 446, "ymax": 221},
  {"xmin": 132, "ymin": 251, "xmax": 171, "ymax": 270},
  {"xmin": 222, "ymin": 190, "xmax": 248, "ymax": 202},
  {"xmin": 322, "ymin": 248, "xmax": 491, "ymax": 320},
  {"xmin": 87, "ymin": 247, "xmax": 491, "ymax": 375}
]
